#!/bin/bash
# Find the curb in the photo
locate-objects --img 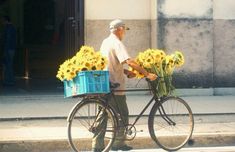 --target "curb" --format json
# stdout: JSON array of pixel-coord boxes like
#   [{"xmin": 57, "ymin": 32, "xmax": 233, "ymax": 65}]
[
  {"xmin": 0, "ymin": 133, "xmax": 235, "ymax": 152},
  {"xmin": 1, "ymin": 88, "xmax": 235, "ymax": 97},
  {"xmin": 1, "ymin": 113, "xmax": 235, "ymax": 122},
  {"xmin": 190, "ymin": 133, "xmax": 235, "ymax": 147}
]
